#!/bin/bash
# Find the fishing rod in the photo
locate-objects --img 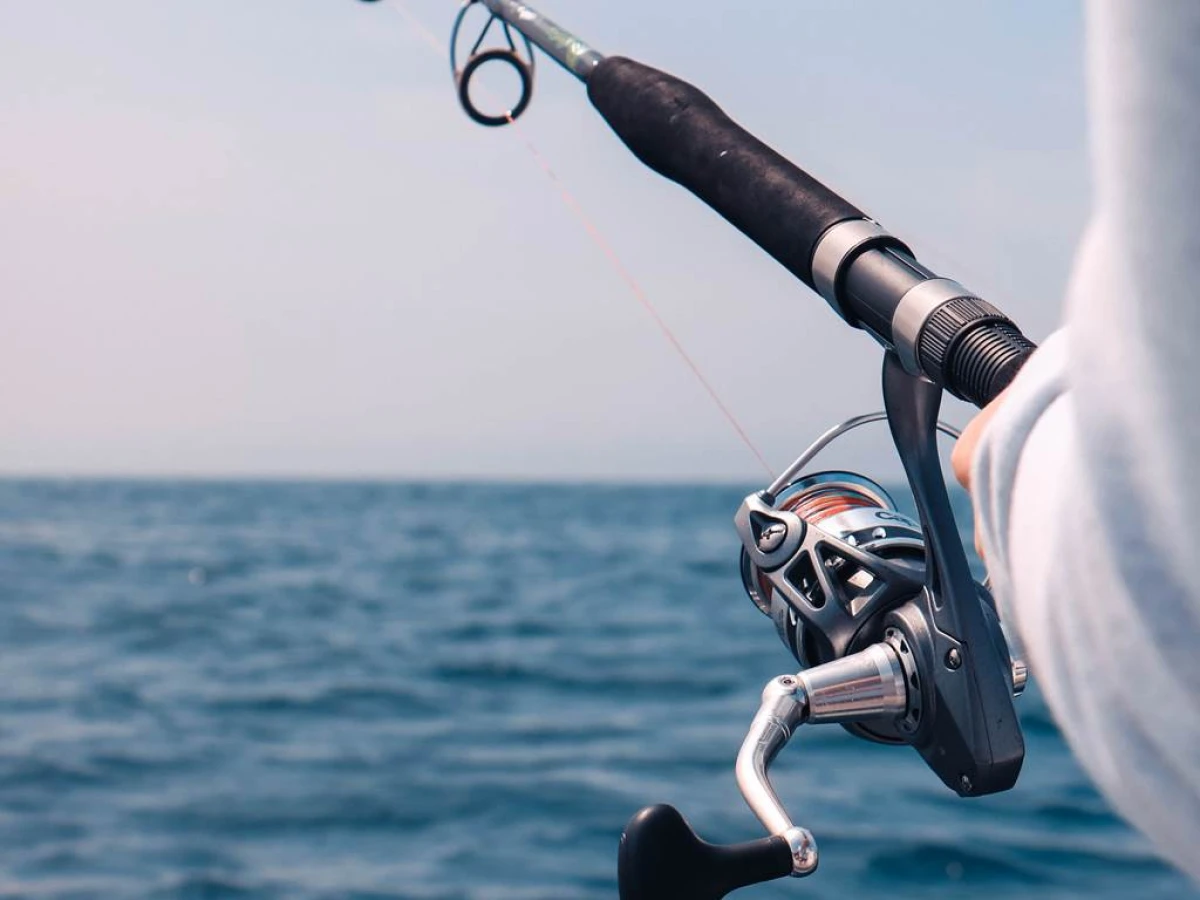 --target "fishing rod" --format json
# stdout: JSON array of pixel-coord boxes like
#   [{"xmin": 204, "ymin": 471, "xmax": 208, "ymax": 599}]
[{"xmin": 372, "ymin": 1, "xmax": 1036, "ymax": 896}]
